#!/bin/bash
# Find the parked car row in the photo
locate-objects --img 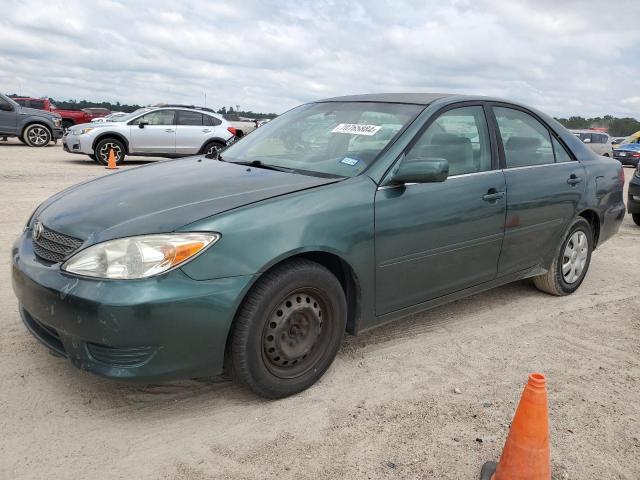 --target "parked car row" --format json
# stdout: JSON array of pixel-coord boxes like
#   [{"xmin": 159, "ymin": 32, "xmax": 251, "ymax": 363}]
[{"xmin": 11, "ymin": 97, "xmax": 109, "ymax": 130}]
